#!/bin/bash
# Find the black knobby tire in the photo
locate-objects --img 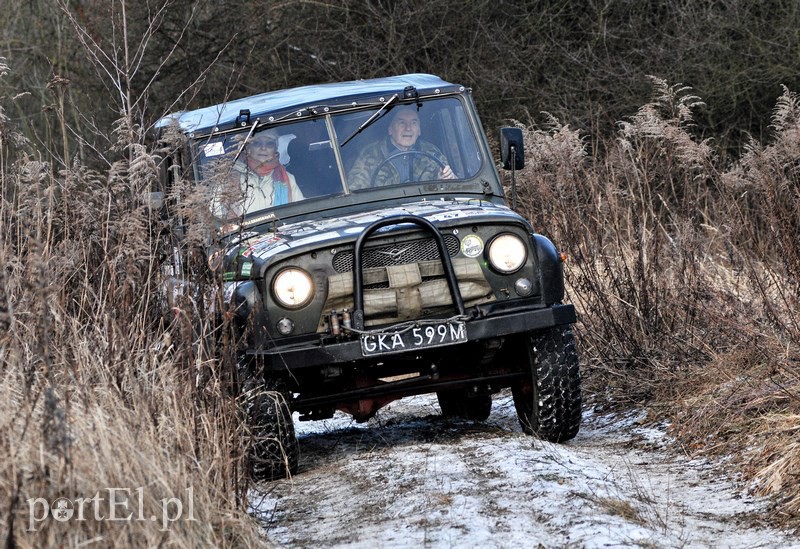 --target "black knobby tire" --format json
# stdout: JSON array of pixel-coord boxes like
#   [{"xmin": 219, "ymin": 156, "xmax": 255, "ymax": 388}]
[
  {"xmin": 437, "ymin": 389, "xmax": 492, "ymax": 421},
  {"xmin": 241, "ymin": 377, "xmax": 299, "ymax": 481},
  {"xmin": 511, "ymin": 325, "xmax": 582, "ymax": 442}
]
